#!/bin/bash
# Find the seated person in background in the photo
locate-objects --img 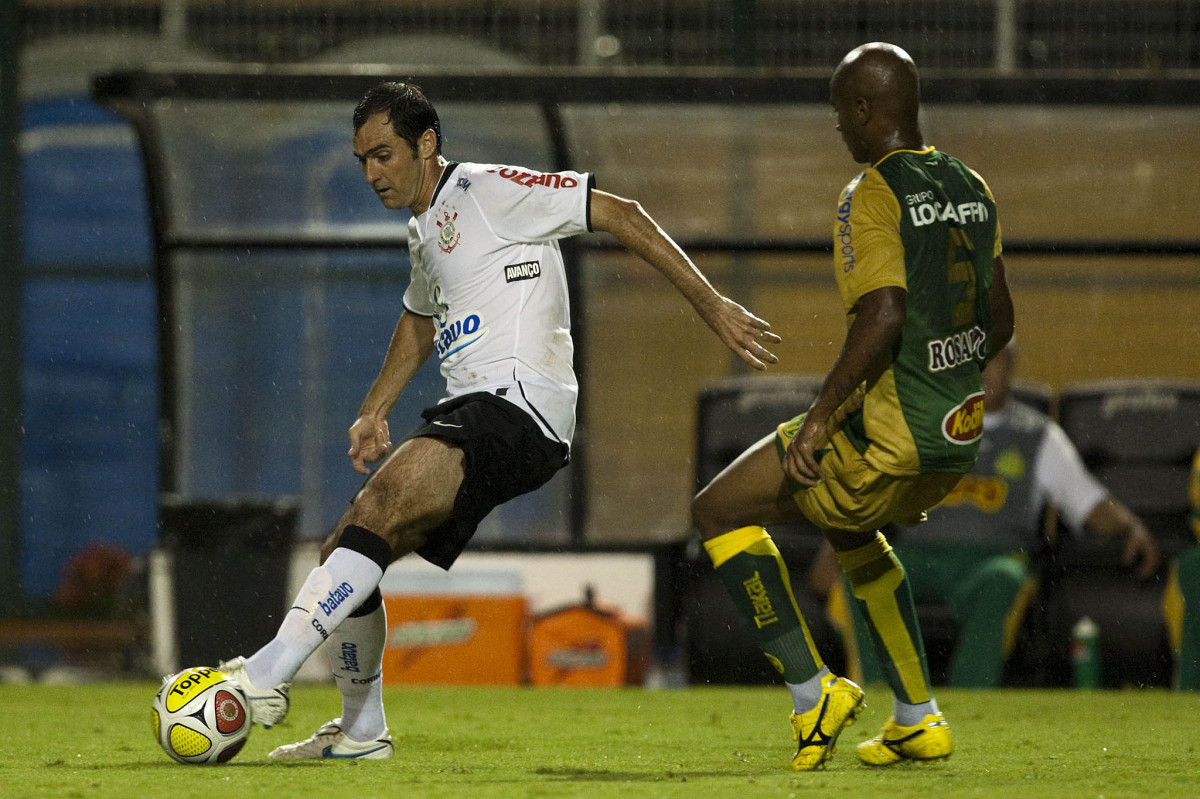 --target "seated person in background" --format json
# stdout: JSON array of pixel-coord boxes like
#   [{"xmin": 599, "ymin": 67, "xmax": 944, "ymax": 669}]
[
  {"xmin": 810, "ymin": 341, "xmax": 1160, "ymax": 688},
  {"xmin": 1162, "ymin": 446, "xmax": 1200, "ymax": 690}
]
